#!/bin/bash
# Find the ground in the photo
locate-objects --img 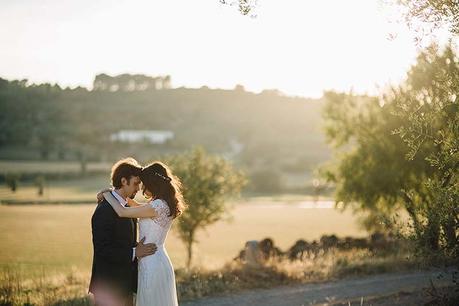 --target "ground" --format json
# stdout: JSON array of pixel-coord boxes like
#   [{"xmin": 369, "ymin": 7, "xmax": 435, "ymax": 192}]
[{"xmin": 181, "ymin": 268, "xmax": 457, "ymax": 306}]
